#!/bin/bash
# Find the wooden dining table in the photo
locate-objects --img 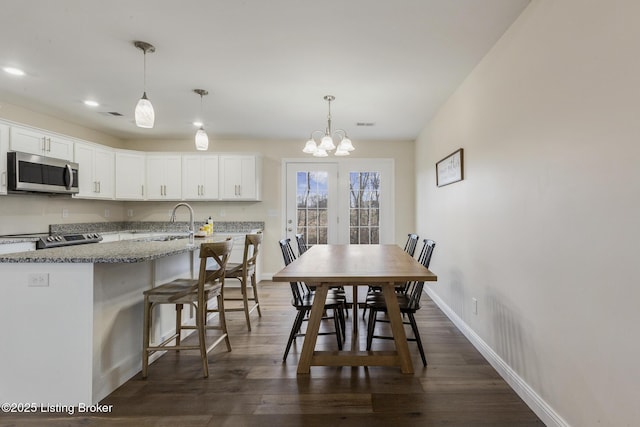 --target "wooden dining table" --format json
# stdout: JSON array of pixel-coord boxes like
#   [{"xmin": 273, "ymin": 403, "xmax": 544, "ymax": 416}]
[{"xmin": 272, "ymin": 244, "xmax": 437, "ymax": 374}]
